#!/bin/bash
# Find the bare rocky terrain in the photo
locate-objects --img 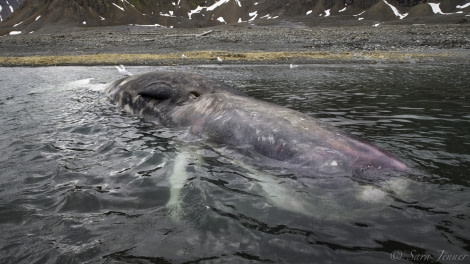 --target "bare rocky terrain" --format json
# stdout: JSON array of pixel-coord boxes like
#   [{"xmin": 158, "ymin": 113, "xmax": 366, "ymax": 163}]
[
  {"xmin": 0, "ymin": 22, "xmax": 468, "ymax": 65},
  {"xmin": 0, "ymin": 0, "xmax": 469, "ymax": 65}
]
